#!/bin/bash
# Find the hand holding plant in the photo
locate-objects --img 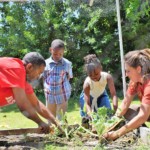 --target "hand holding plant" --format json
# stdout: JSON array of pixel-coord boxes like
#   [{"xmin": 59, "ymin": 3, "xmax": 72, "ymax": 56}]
[{"xmin": 91, "ymin": 107, "xmax": 125, "ymax": 142}]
